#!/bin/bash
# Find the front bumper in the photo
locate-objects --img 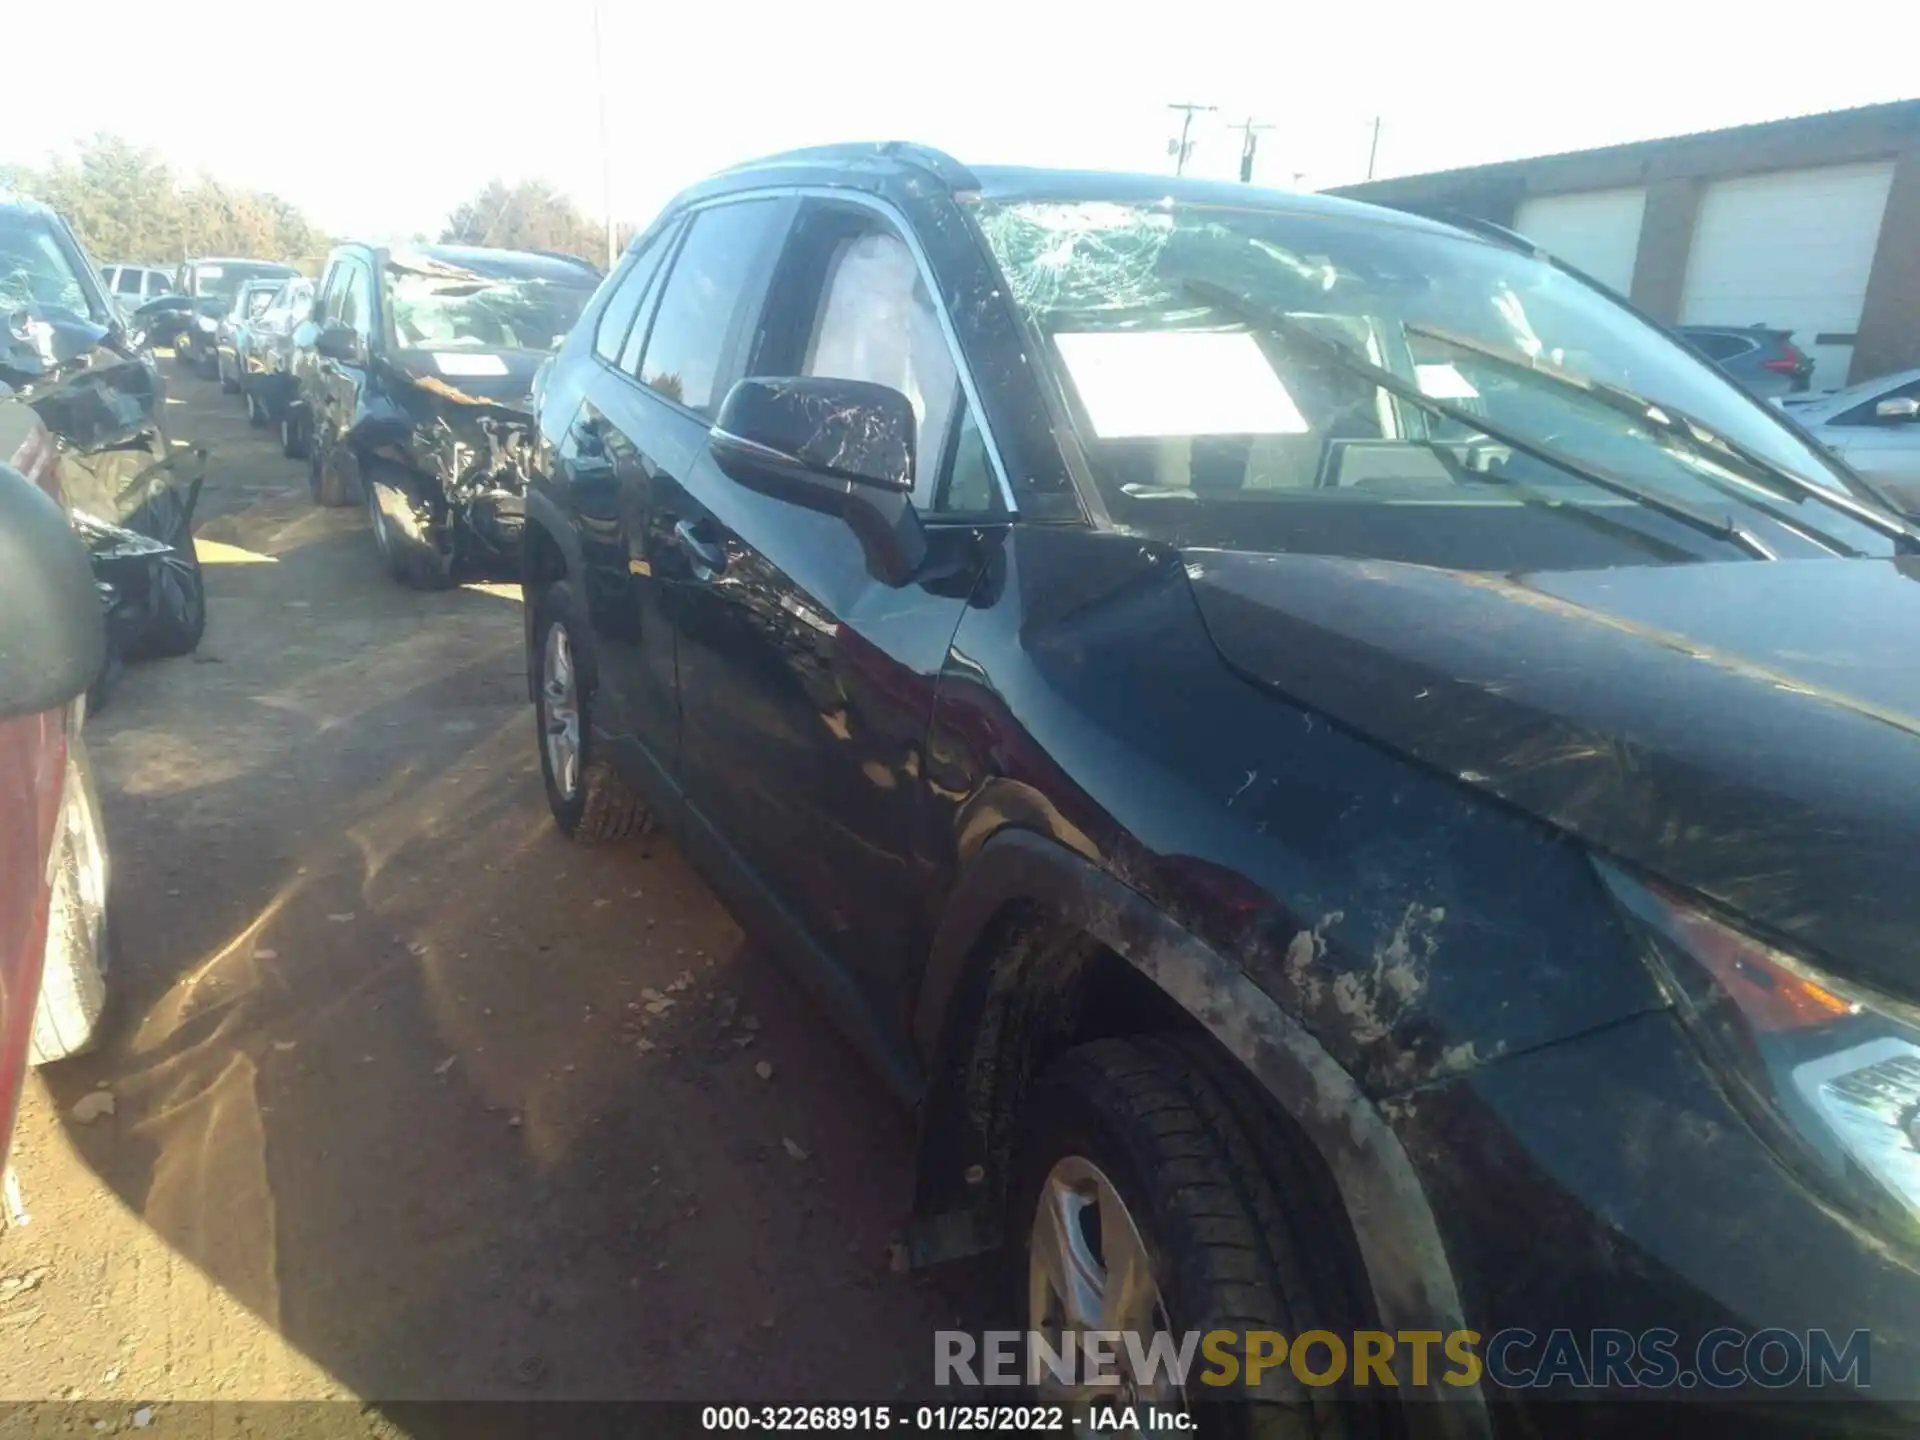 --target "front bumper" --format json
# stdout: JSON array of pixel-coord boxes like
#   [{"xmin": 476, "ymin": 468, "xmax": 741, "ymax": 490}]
[{"xmin": 1390, "ymin": 1011, "xmax": 1920, "ymax": 1433}]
